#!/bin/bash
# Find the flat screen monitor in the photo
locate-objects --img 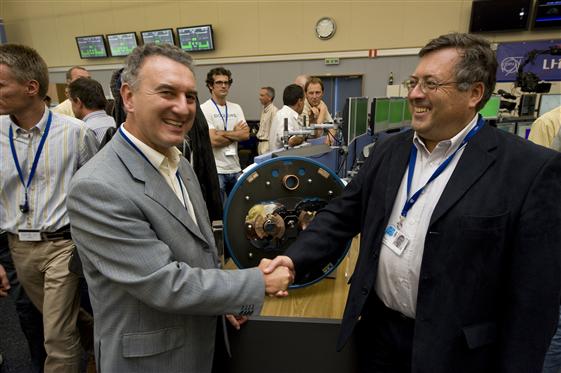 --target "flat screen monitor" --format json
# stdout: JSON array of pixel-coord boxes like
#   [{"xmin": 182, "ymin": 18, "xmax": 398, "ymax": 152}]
[
  {"xmin": 76, "ymin": 35, "xmax": 108, "ymax": 59},
  {"xmin": 403, "ymin": 102, "xmax": 412, "ymax": 122},
  {"xmin": 539, "ymin": 94, "xmax": 561, "ymax": 116},
  {"xmin": 141, "ymin": 28, "xmax": 175, "ymax": 46},
  {"xmin": 370, "ymin": 98, "xmax": 390, "ymax": 133},
  {"xmin": 533, "ymin": 0, "xmax": 561, "ymax": 29},
  {"xmin": 469, "ymin": 0, "xmax": 531, "ymax": 32},
  {"xmin": 388, "ymin": 98, "xmax": 406, "ymax": 129},
  {"xmin": 479, "ymin": 95, "xmax": 501, "ymax": 119},
  {"xmin": 177, "ymin": 25, "xmax": 214, "ymax": 52},
  {"xmin": 107, "ymin": 32, "xmax": 138, "ymax": 57}
]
